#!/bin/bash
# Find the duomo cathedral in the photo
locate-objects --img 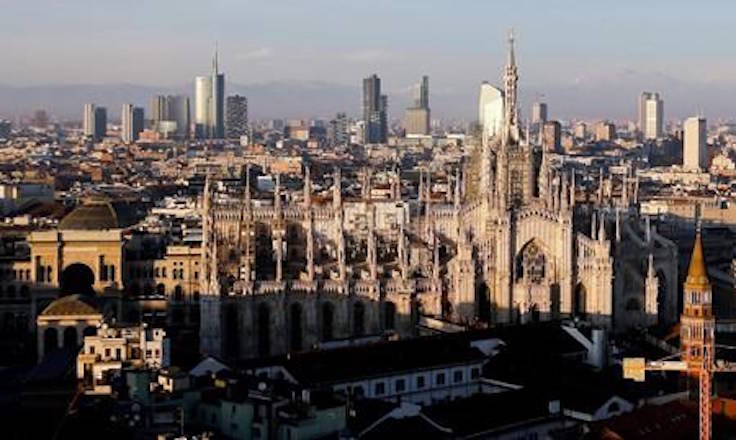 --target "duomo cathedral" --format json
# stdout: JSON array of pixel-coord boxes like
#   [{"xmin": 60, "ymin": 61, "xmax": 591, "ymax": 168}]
[{"xmin": 198, "ymin": 34, "xmax": 679, "ymax": 360}]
